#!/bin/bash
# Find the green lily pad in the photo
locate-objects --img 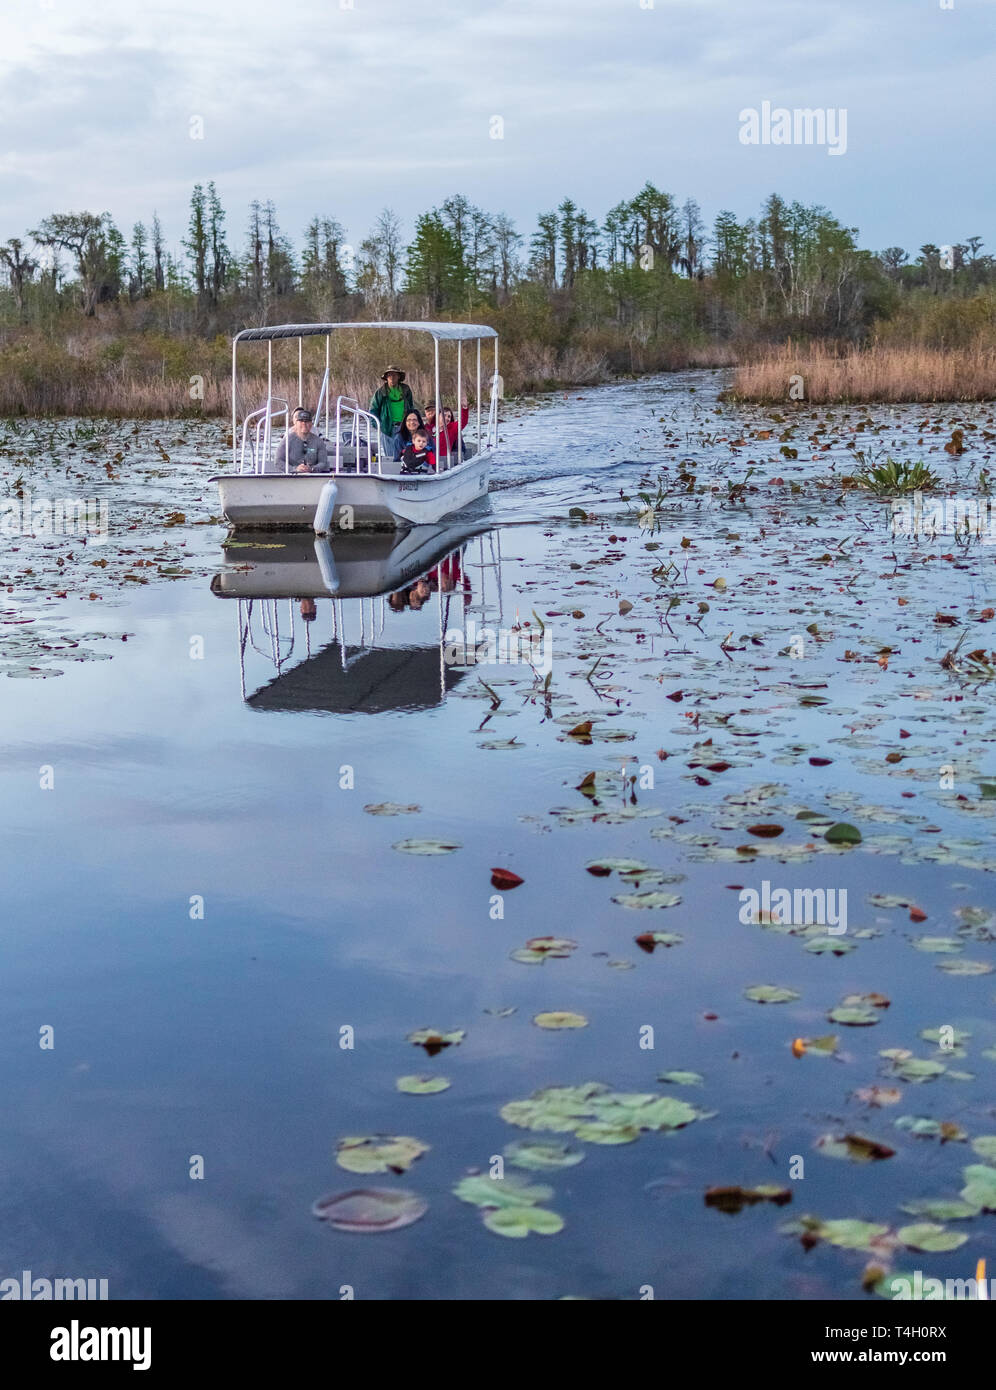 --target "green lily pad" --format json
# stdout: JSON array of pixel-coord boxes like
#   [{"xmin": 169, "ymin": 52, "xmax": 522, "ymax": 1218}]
[
  {"xmin": 961, "ymin": 1164, "xmax": 996, "ymax": 1210},
  {"xmin": 805, "ymin": 936, "xmax": 856, "ymax": 955},
  {"xmin": 913, "ymin": 937, "xmax": 963, "ymax": 954},
  {"xmin": 500, "ymin": 1082, "xmax": 707, "ymax": 1139},
  {"xmin": 970, "ymin": 1135, "xmax": 996, "ymax": 1163},
  {"xmin": 825, "ymin": 822, "xmax": 862, "ymax": 845},
  {"xmin": 782, "ymin": 1216, "xmax": 889, "ymax": 1251},
  {"xmin": 335, "ymin": 1135, "xmax": 429, "ymax": 1175},
  {"xmin": 364, "ymin": 803, "xmax": 421, "ymax": 816},
  {"xmin": 868, "ymin": 893, "xmax": 912, "ymax": 908},
  {"xmin": 396, "ymin": 1075, "xmax": 451, "ymax": 1095},
  {"xmin": 453, "ymin": 1174, "xmax": 553, "ymax": 1209},
  {"xmin": 897, "ymin": 1222, "xmax": 969, "ymax": 1253},
  {"xmin": 573, "ymin": 1121, "xmax": 641, "ymax": 1145},
  {"xmin": 482, "ymin": 1205, "xmax": 564, "ymax": 1237},
  {"xmin": 504, "ymin": 1140, "xmax": 585, "ymax": 1171},
  {"xmin": 510, "ymin": 936, "xmax": 578, "ymax": 964},
  {"xmin": 899, "ymin": 1197, "xmax": 980, "ymax": 1221},
  {"xmin": 744, "ymin": 984, "xmax": 801, "ymax": 1004},
  {"xmin": 937, "ymin": 958, "xmax": 994, "ymax": 976},
  {"xmin": 311, "ymin": 1187, "xmax": 428, "ymax": 1233},
  {"xmin": 658, "ymin": 1070, "xmax": 704, "ymax": 1086},
  {"xmin": 890, "ymin": 1057, "xmax": 947, "ymax": 1083}
]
